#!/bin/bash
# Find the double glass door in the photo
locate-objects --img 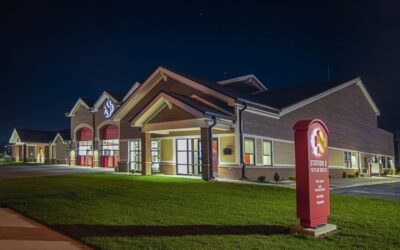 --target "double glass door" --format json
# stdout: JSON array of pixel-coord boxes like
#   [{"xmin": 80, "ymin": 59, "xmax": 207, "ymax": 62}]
[{"xmin": 176, "ymin": 138, "xmax": 201, "ymax": 175}]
